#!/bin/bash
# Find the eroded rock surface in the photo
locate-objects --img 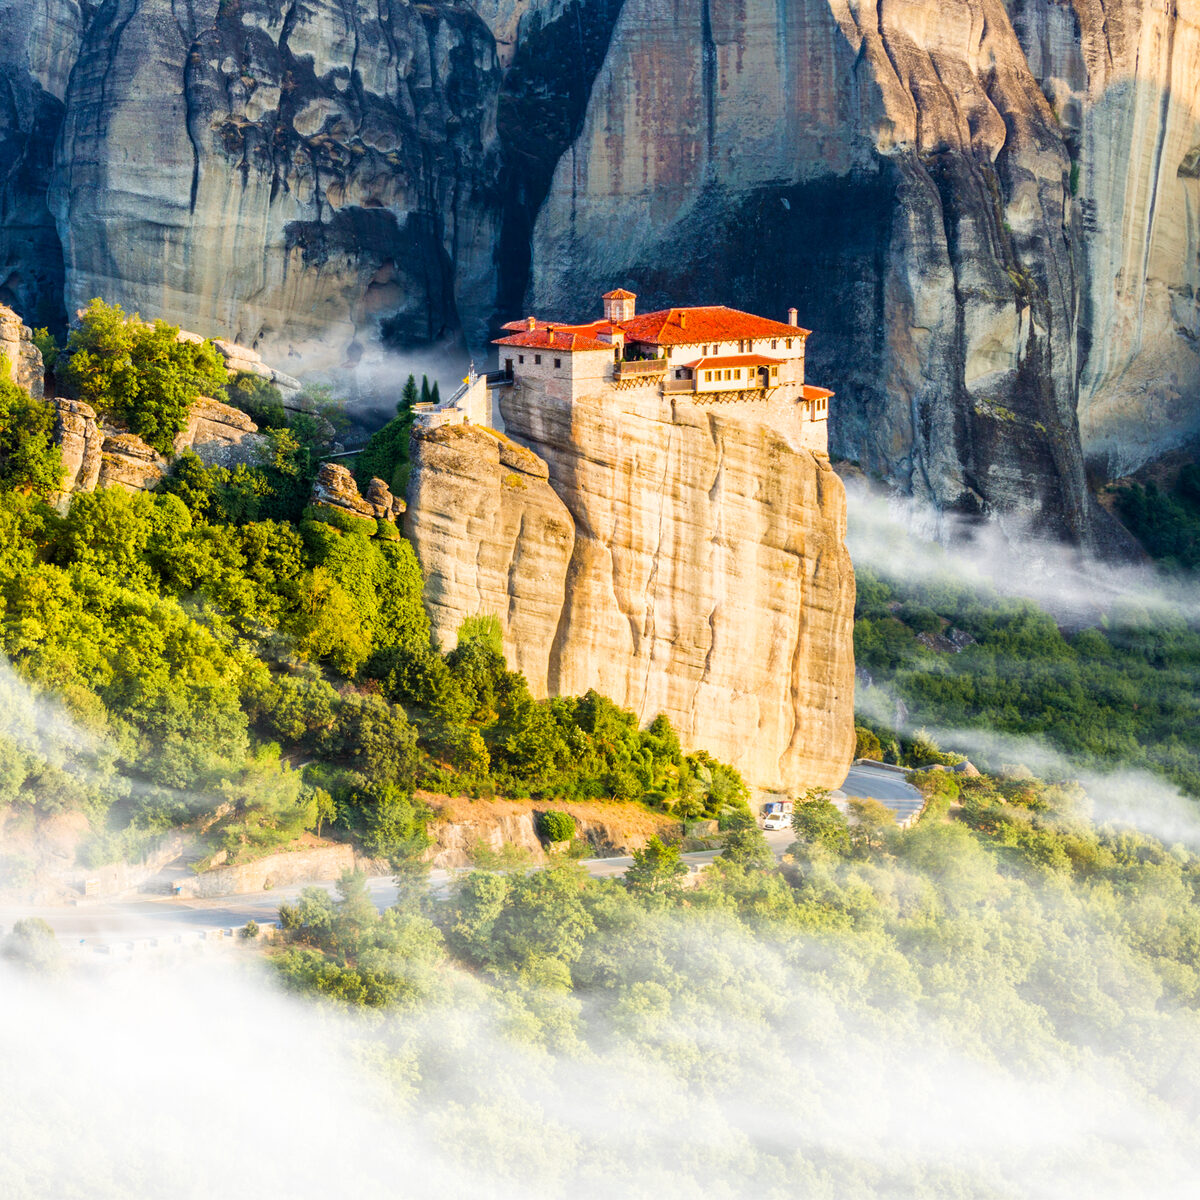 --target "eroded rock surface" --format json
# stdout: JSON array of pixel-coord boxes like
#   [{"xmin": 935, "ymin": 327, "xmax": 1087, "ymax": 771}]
[
  {"xmin": 406, "ymin": 382, "xmax": 856, "ymax": 792},
  {"xmin": 404, "ymin": 422, "xmax": 574, "ymax": 693},
  {"xmin": 8, "ymin": 0, "xmax": 1200, "ymax": 539},
  {"xmin": 505, "ymin": 381, "xmax": 856, "ymax": 792},
  {"xmin": 0, "ymin": 305, "xmax": 45, "ymax": 398}
]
